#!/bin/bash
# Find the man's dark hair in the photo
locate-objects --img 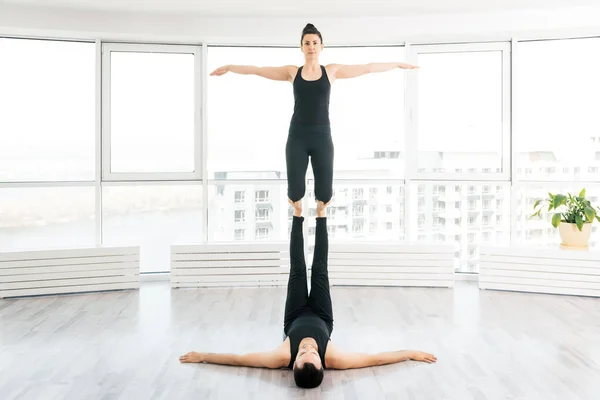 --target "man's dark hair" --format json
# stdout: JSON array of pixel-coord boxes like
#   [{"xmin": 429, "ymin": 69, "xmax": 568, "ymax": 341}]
[{"xmin": 293, "ymin": 362, "xmax": 324, "ymax": 388}]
